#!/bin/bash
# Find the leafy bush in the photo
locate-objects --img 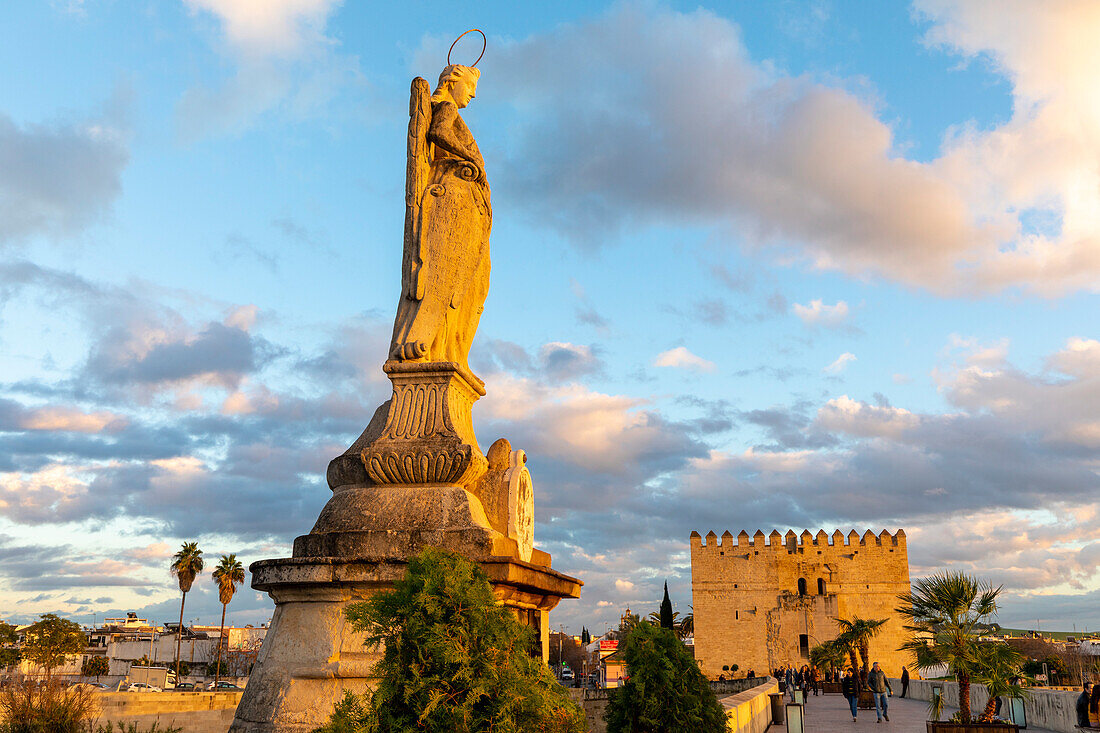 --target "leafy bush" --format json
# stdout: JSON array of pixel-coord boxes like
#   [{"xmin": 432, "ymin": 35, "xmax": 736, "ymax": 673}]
[
  {"xmin": 82, "ymin": 657, "xmax": 110, "ymax": 680},
  {"xmin": 312, "ymin": 548, "xmax": 584, "ymax": 733},
  {"xmin": 0, "ymin": 678, "xmax": 98, "ymax": 733},
  {"xmin": 604, "ymin": 622, "xmax": 726, "ymax": 733}
]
